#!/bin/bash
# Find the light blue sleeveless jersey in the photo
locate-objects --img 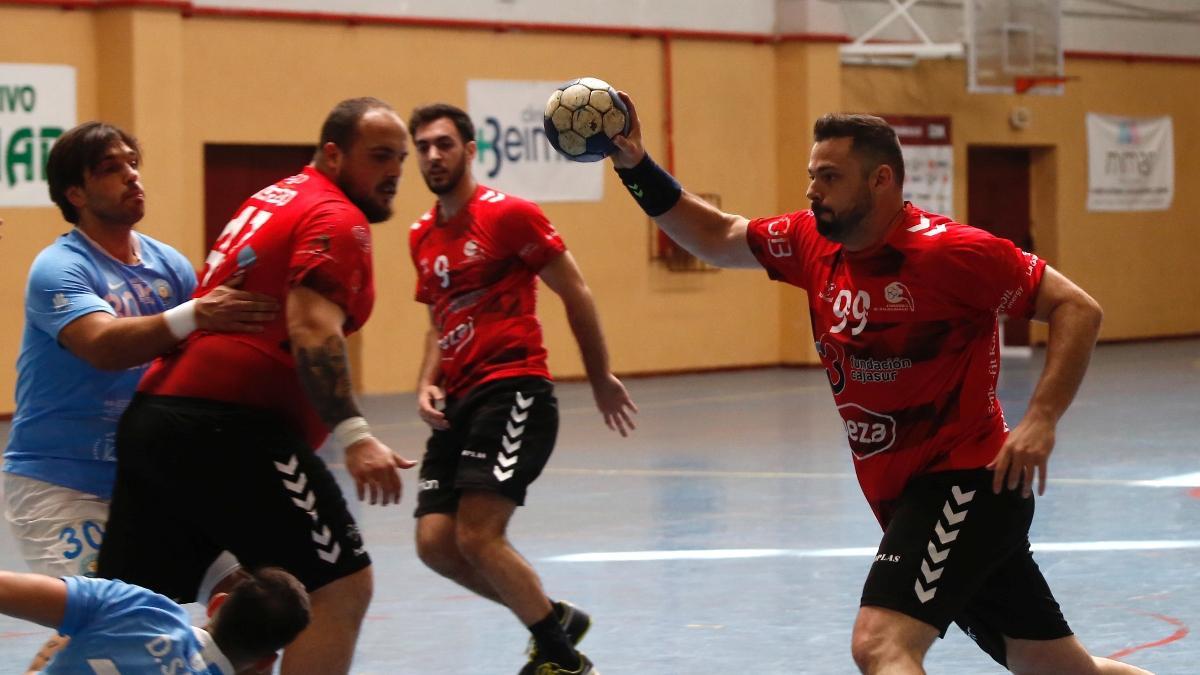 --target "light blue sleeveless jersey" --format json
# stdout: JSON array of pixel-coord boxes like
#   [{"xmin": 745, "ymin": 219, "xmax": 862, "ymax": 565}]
[
  {"xmin": 4, "ymin": 229, "xmax": 196, "ymax": 498},
  {"xmin": 49, "ymin": 576, "xmax": 233, "ymax": 674}
]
